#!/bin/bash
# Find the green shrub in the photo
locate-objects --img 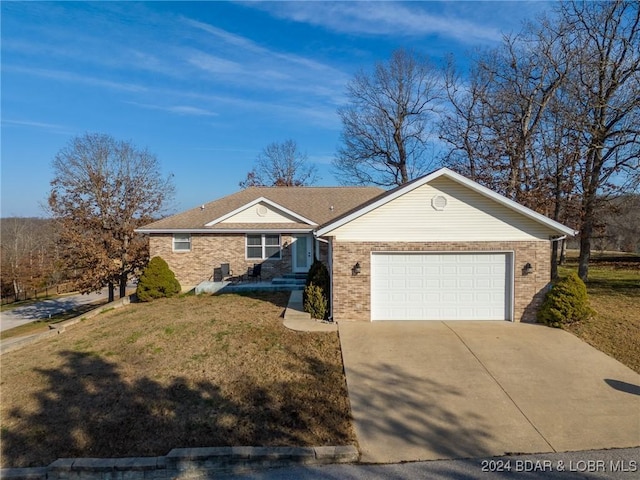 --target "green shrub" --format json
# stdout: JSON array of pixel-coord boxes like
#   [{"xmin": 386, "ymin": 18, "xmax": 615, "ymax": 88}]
[
  {"xmin": 304, "ymin": 284, "xmax": 328, "ymax": 320},
  {"xmin": 304, "ymin": 259, "xmax": 330, "ymax": 319},
  {"xmin": 537, "ymin": 271, "xmax": 594, "ymax": 327},
  {"xmin": 136, "ymin": 256, "xmax": 181, "ymax": 302},
  {"xmin": 305, "ymin": 259, "xmax": 330, "ymax": 293}
]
